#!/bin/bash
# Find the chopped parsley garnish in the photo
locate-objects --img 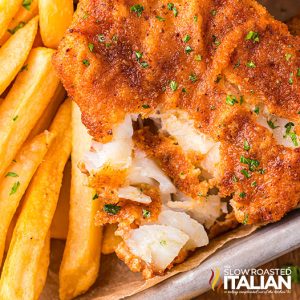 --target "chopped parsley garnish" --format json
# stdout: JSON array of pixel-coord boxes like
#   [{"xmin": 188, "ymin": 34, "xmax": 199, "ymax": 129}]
[
  {"xmin": 253, "ymin": 106, "xmax": 260, "ymax": 115},
  {"xmin": 267, "ymin": 119, "xmax": 279, "ymax": 129},
  {"xmin": 130, "ymin": 4, "xmax": 144, "ymax": 17},
  {"xmin": 285, "ymin": 53, "xmax": 292, "ymax": 61},
  {"xmin": 210, "ymin": 9, "xmax": 217, "ymax": 16},
  {"xmin": 241, "ymin": 169, "xmax": 251, "ymax": 178},
  {"xmin": 82, "ymin": 59, "xmax": 90, "ymax": 67},
  {"xmin": 243, "ymin": 213, "xmax": 249, "ymax": 224},
  {"xmin": 82, "ymin": 11, "xmax": 89, "ymax": 19},
  {"xmin": 212, "ymin": 35, "xmax": 221, "ymax": 46},
  {"xmin": 10, "ymin": 181, "xmax": 20, "ymax": 195},
  {"xmin": 245, "ymin": 31, "xmax": 259, "ymax": 43},
  {"xmin": 232, "ymin": 175, "xmax": 239, "ymax": 182},
  {"xmin": 226, "ymin": 95, "xmax": 238, "ymax": 106},
  {"xmin": 105, "ymin": 43, "xmax": 111, "ymax": 48},
  {"xmin": 160, "ymin": 240, "xmax": 167, "ymax": 246},
  {"xmin": 142, "ymin": 209, "xmax": 151, "ymax": 218},
  {"xmin": 185, "ymin": 46, "xmax": 193, "ymax": 54},
  {"xmin": 244, "ymin": 140, "xmax": 250, "ymax": 151},
  {"xmin": 6, "ymin": 172, "xmax": 19, "ymax": 177},
  {"xmin": 13, "ymin": 115, "xmax": 18, "ymax": 121},
  {"xmin": 289, "ymin": 72, "xmax": 294, "ymax": 85},
  {"xmin": 135, "ymin": 51, "xmax": 143, "ymax": 61},
  {"xmin": 88, "ymin": 43, "xmax": 94, "ymax": 52},
  {"xmin": 142, "ymin": 104, "xmax": 150, "ymax": 109},
  {"xmin": 22, "ymin": 0, "xmax": 32, "ymax": 11},
  {"xmin": 167, "ymin": 3, "xmax": 178, "ymax": 17},
  {"xmin": 189, "ymin": 73, "xmax": 197, "ymax": 83},
  {"xmin": 284, "ymin": 122, "xmax": 298, "ymax": 146},
  {"xmin": 167, "ymin": 3, "xmax": 174, "ymax": 10},
  {"xmin": 239, "ymin": 192, "xmax": 246, "ymax": 198},
  {"xmin": 297, "ymin": 68, "xmax": 300, "ymax": 77},
  {"xmin": 194, "ymin": 15, "xmax": 198, "ymax": 22},
  {"xmin": 240, "ymin": 155, "xmax": 260, "ymax": 171},
  {"xmin": 251, "ymin": 181, "xmax": 257, "ymax": 187},
  {"xmin": 156, "ymin": 16, "xmax": 165, "ymax": 21},
  {"xmin": 195, "ymin": 54, "xmax": 202, "ymax": 61},
  {"xmin": 170, "ymin": 80, "xmax": 178, "ymax": 91},
  {"xmin": 182, "ymin": 87, "xmax": 187, "ymax": 93},
  {"xmin": 140, "ymin": 61, "xmax": 149, "ymax": 68},
  {"xmin": 92, "ymin": 193, "xmax": 99, "ymax": 200},
  {"xmin": 8, "ymin": 22, "xmax": 26, "ymax": 34},
  {"xmin": 246, "ymin": 61, "xmax": 256, "ymax": 68},
  {"xmin": 258, "ymin": 168, "xmax": 266, "ymax": 174},
  {"xmin": 215, "ymin": 74, "xmax": 222, "ymax": 83},
  {"xmin": 98, "ymin": 34, "xmax": 105, "ymax": 43},
  {"xmin": 183, "ymin": 35, "xmax": 191, "ymax": 43},
  {"xmin": 103, "ymin": 204, "xmax": 121, "ymax": 215}
]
